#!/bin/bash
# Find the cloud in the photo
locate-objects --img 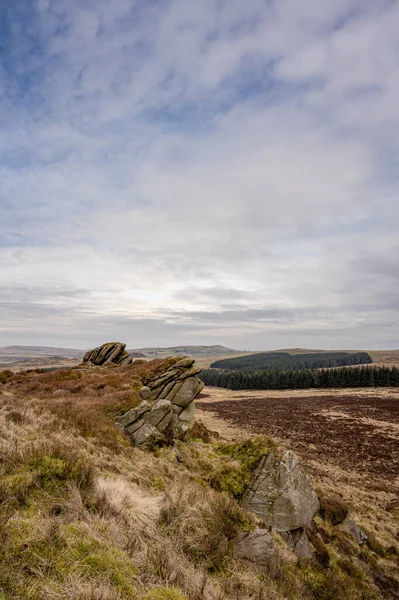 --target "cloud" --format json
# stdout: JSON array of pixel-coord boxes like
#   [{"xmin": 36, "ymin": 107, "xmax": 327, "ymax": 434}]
[{"xmin": 0, "ymin": 0, "xmax": 398, "ymax": 349}]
